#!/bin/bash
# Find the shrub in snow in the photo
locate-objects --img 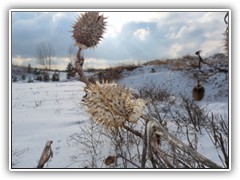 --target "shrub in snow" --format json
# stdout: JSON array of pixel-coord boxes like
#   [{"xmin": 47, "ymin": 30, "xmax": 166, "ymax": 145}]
[
  {"xmin": 66, "ymin": 62, "xmax": 75, "ymax": 79},
  {"xmin": 13, "ymin": 76, "xmax": 18, "ymax": 82},
  {"xmin": 52, "ymin": 71, "xmax": 60, "ymax": 81},
  {"xmin": 43, "ymin": 72, "xmax": 50, "ymax": 82},
  {"xmin": 36, "ymin": 75, "xmax": 43, "ymax": 81},
  {"xmin": 27, "ymin": 64, "xmax": 32, "ymax": 73},
  {"xmin": 151, "ymin": 68, "xmax": 156, "ymax": 73},
  {"xmin": 33, "ymin": 68, "xmax": 41, "ymax": 75},
  {"xmin": 21, "ymin": 74, "xmax": 26, "ymax": 80},
  {"xmin": 27, "ymin": 77, "xmax": 33, "ymax": 83}
]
